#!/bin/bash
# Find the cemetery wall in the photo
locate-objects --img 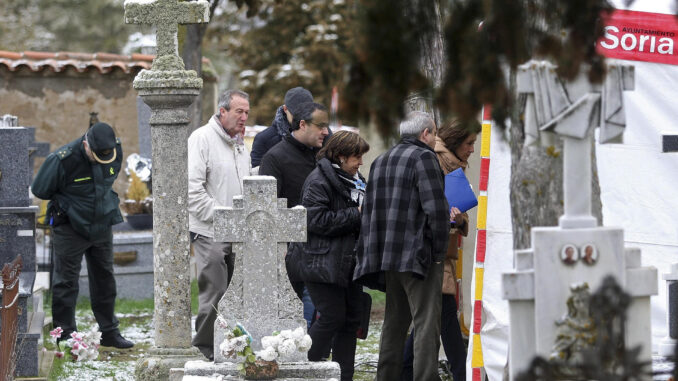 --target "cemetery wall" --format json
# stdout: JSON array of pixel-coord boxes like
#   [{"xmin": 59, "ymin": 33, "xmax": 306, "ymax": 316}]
[{"xmin": 0, "ymin": 51, "xmax": 217, "ymax": 197}]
